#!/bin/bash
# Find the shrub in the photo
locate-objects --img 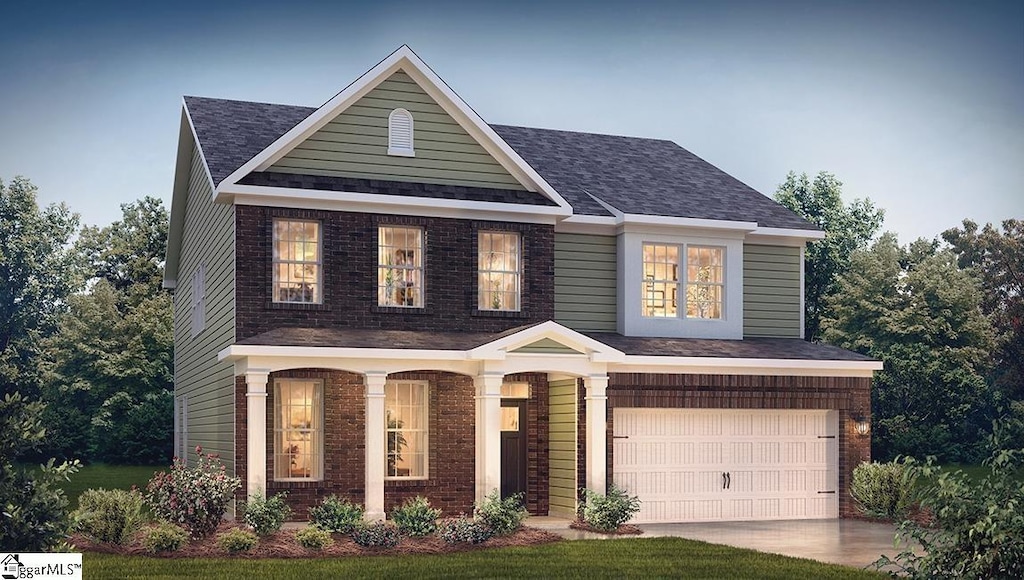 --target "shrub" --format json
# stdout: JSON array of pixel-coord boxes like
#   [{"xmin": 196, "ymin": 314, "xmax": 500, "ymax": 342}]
[
  {"xmin": 850, "ymin": 458, "xmax": 919, "ymax": 520},
  {"xmin": 876, "ymin": 429, "xmax": 1024, "ymax": 578},
  {"xmin": 144, "ymin": 446, "xmax": 241, "ymax": 538},
  {"xmin": 474, "ymin": 490, "xmax": 527, "ymax": 535},
  {"xmin": 351, "ymin": 522, "xmax": 400, "ymax": 548},
  {"xmin": 0, "ymin": 392, "xmax": 81, "ymax": 551},
  {"xmin": 437, "ymin": 516, "xmax": 494, "ymax": 544},
  {"xmin": 217, "ymin": 528, "xmax": 258, "ymax": 554},
  {"xmin": 391, "ymin": 496, "xmax": 441, "ymax": 537},
  {"xmin": 242, "ymin": 491, "xmax": 291, "ymax": 536},
  {"xmin": 73, "ymin": 488, "xmax": 147, "ymax": 544},
  {"xmin": 581, "ymin": 485, "xmax": 641, "ymax": 532},
  {"xmin": 309, "ymin": 495, "xmax": 364, "ymax": 533},
  {"xmin": 140, "ymin": 522, "xmax": 189, "ymax": 553},
  {"xmin": 295, "ymin": 526, "xmax": 334, "ymax": 551}
]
